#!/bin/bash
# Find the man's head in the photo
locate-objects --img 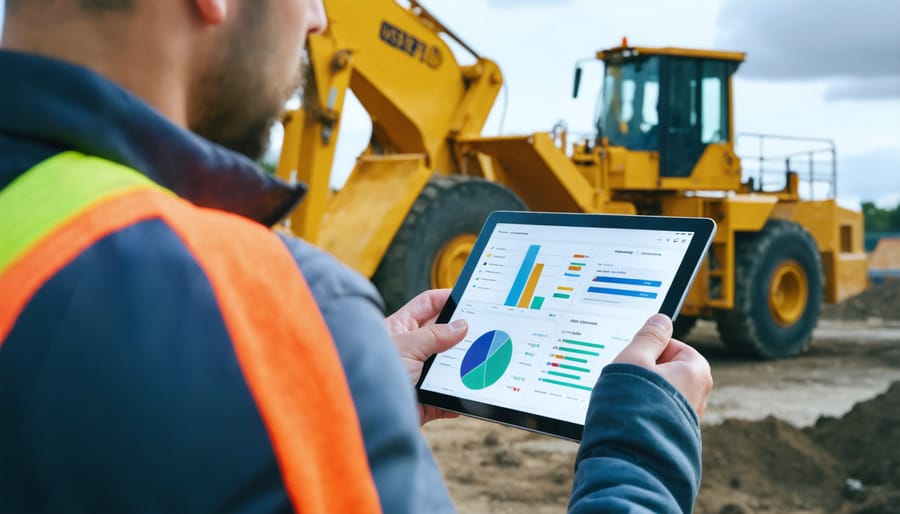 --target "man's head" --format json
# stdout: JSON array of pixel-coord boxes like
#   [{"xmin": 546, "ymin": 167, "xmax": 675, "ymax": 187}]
[{"xmin": 2, "ymin": 0, "xmax": 327, "ymax": 160}]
